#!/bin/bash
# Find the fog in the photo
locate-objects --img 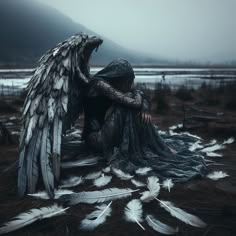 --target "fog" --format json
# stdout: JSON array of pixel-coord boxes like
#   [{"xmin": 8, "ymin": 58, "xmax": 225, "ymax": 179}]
[{"xmin": 38, "ymin": 0, "xmax": 236, "ymax": 63}]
